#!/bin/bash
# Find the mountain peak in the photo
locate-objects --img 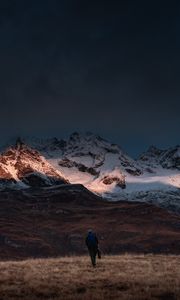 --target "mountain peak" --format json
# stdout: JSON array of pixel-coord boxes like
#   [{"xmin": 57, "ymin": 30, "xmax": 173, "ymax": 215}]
[
  {"xmin": 146, "ymin": 145, "xmax": 163, "ymax": 155},
  {"xmin": 0, "ymin": 142, "xmax": 68, "ymax": 189},
  {"xmin": 138, "ymin": 145, "xmax": 180, "ymax": 170},
  {"xmin": 15, "ymin": 137, "xmax": 24, "ymax": 148}
]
